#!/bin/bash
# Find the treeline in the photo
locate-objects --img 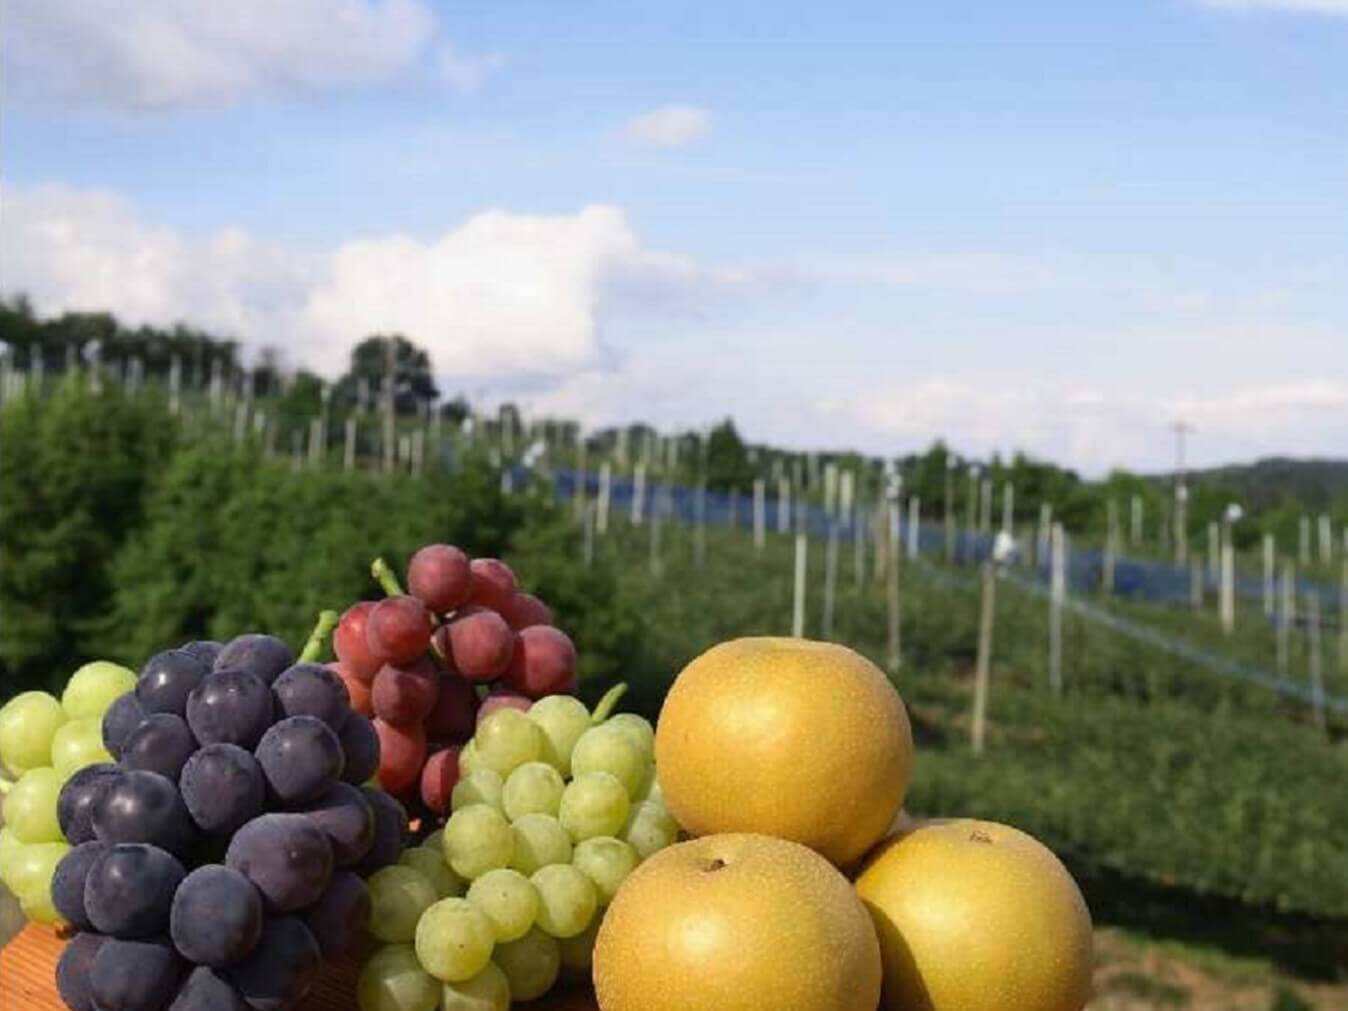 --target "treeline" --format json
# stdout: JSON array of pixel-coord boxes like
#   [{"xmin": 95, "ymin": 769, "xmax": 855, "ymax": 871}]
[
  {"xmin": 0, "ymin": 378, "xmax": 642, "ymax": 697},
  {"xmin": 3, "ymin": 298, "xmax": 1345, "ymax": 555}
]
